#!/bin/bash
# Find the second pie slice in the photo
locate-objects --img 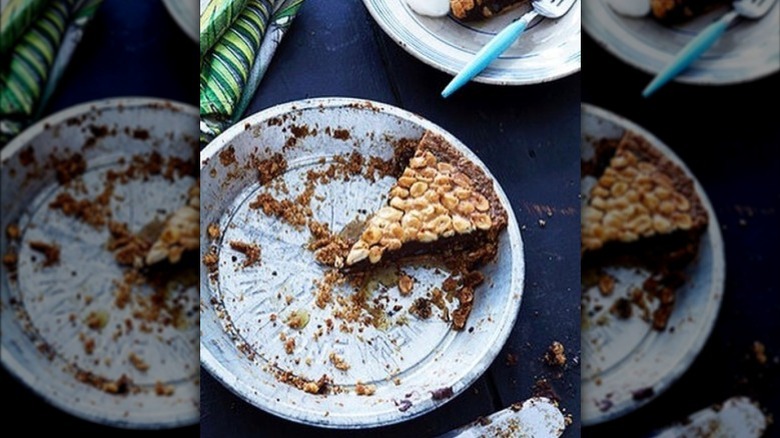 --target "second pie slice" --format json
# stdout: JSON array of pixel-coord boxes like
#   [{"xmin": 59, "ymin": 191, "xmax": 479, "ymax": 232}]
[
  {"xmin": 342, "ymin": 131, "xmax": 508, "ymax": 271},
  {"xmin": 450, "ymin": 0, "xmax": 525, "ymax": 21}
]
